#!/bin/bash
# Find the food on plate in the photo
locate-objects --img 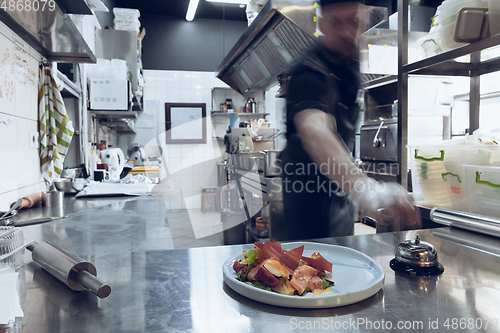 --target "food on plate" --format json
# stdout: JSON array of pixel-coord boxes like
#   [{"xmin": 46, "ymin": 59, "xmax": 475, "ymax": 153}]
[{"xmin": 232, "ymin": 241, "xmax": 335, "ymax": 296}]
